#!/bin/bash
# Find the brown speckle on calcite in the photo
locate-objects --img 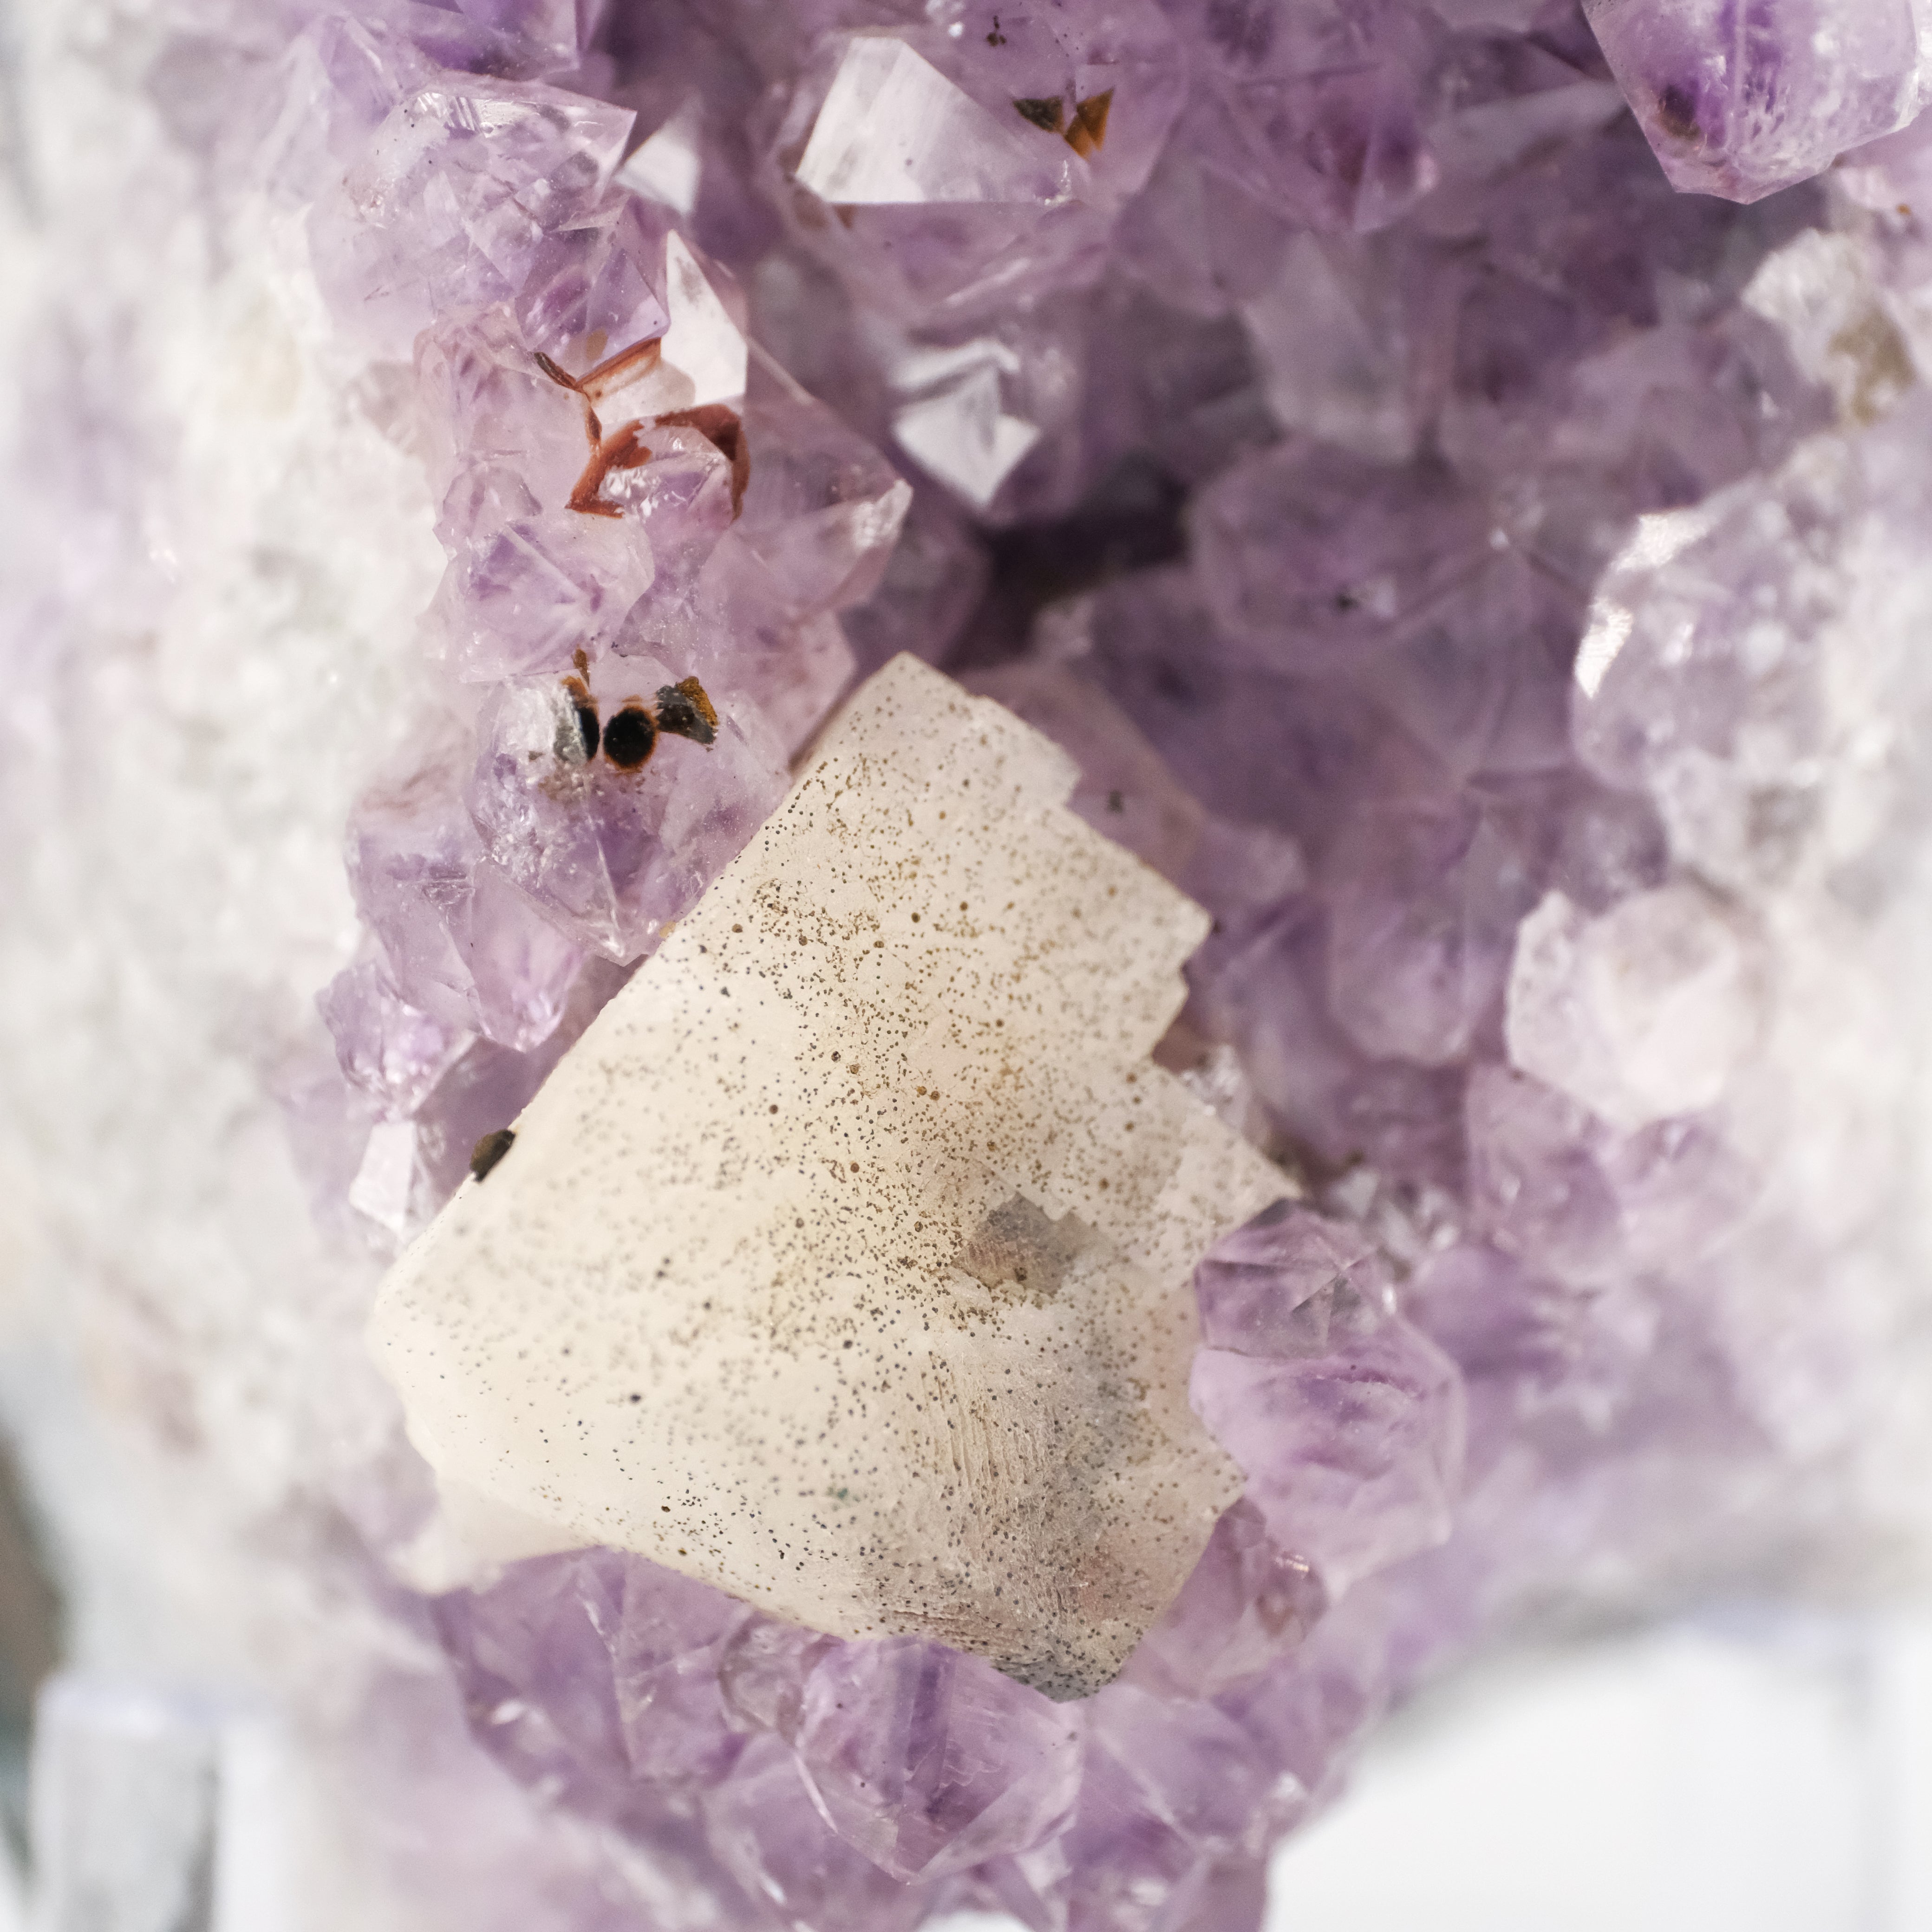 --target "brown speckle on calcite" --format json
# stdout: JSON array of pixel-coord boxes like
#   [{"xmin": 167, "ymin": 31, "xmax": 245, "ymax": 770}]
[{"xmin": 369, "ymin": 655, "xmax": 1286, "ymax": 1698}]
